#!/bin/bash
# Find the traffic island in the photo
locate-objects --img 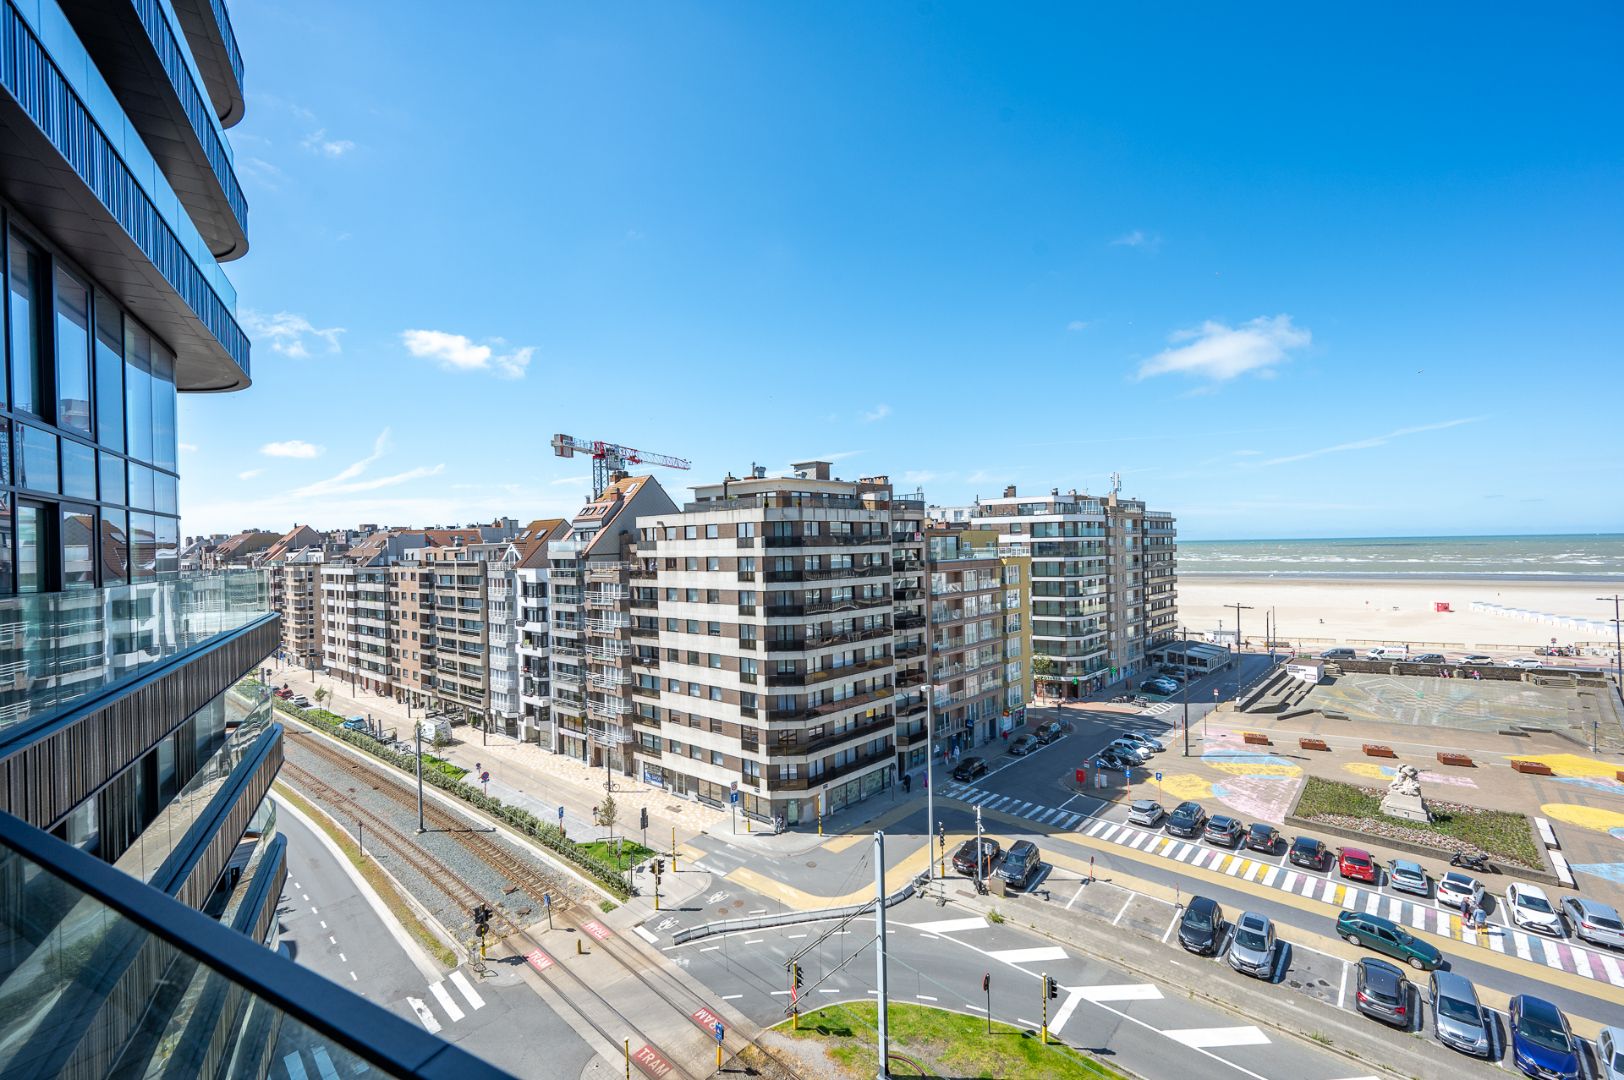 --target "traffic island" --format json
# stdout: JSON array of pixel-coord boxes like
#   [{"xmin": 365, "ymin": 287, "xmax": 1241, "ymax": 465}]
[{"xmin": 754, "ymin": 1001, "xmax": 1131, "ymax": 1080}]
